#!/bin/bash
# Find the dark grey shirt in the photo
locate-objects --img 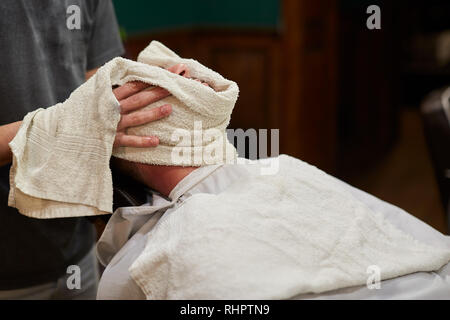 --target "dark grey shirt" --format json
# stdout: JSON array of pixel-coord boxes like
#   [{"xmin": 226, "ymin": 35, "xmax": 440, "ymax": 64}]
[{"xmin": 0, "ymin": 0, "xmax": 124, "ymax": 289}]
